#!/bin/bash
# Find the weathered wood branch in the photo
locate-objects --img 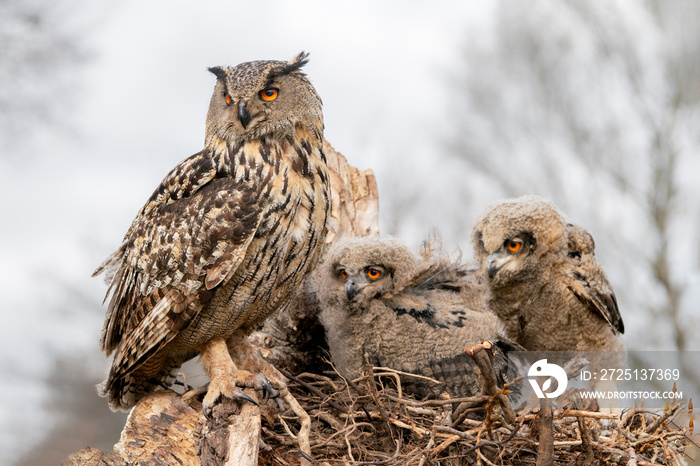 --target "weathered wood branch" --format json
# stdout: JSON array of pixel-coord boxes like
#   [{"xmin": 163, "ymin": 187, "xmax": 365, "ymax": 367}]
[
  {"xmin": 536, "ymin": 398, "xmax": 554, "ymax": 466},
  {"xmin": 465, "ymin": 340, "xmax": 516, "ymax": 425},
  {"xmin": 65, "ymin": 390, "xmax": 202, "ymax": 466}
]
